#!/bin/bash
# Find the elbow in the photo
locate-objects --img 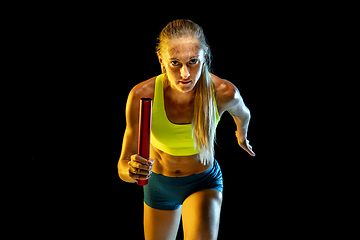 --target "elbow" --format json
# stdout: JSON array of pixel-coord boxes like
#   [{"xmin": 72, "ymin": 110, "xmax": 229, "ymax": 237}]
[
  {"xmin": 241, "ymin": 108, "xmax": 251, "ymax": 127},
  {"xmin": 243, "ymin": 107, "xmax": 251, "ymax": 123}
]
